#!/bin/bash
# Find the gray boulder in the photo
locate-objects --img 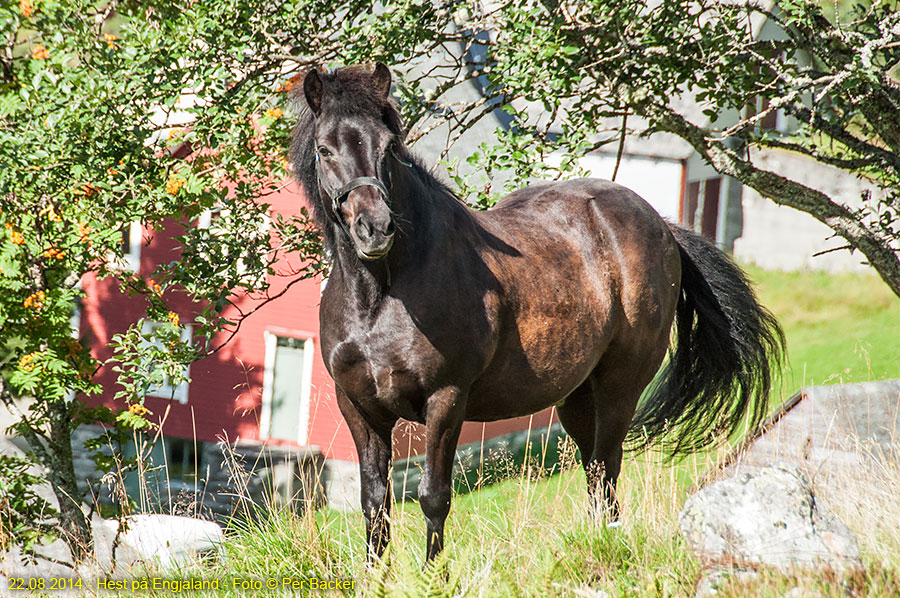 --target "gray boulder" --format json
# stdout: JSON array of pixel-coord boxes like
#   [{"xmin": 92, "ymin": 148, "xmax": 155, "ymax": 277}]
[
  {"xmin": 679, "ymin": 464, "xmax": 862, "ymax": 575},
  {"xmin": 0, "ymin": 514, "xmax": 223, "ymax": 592}
]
